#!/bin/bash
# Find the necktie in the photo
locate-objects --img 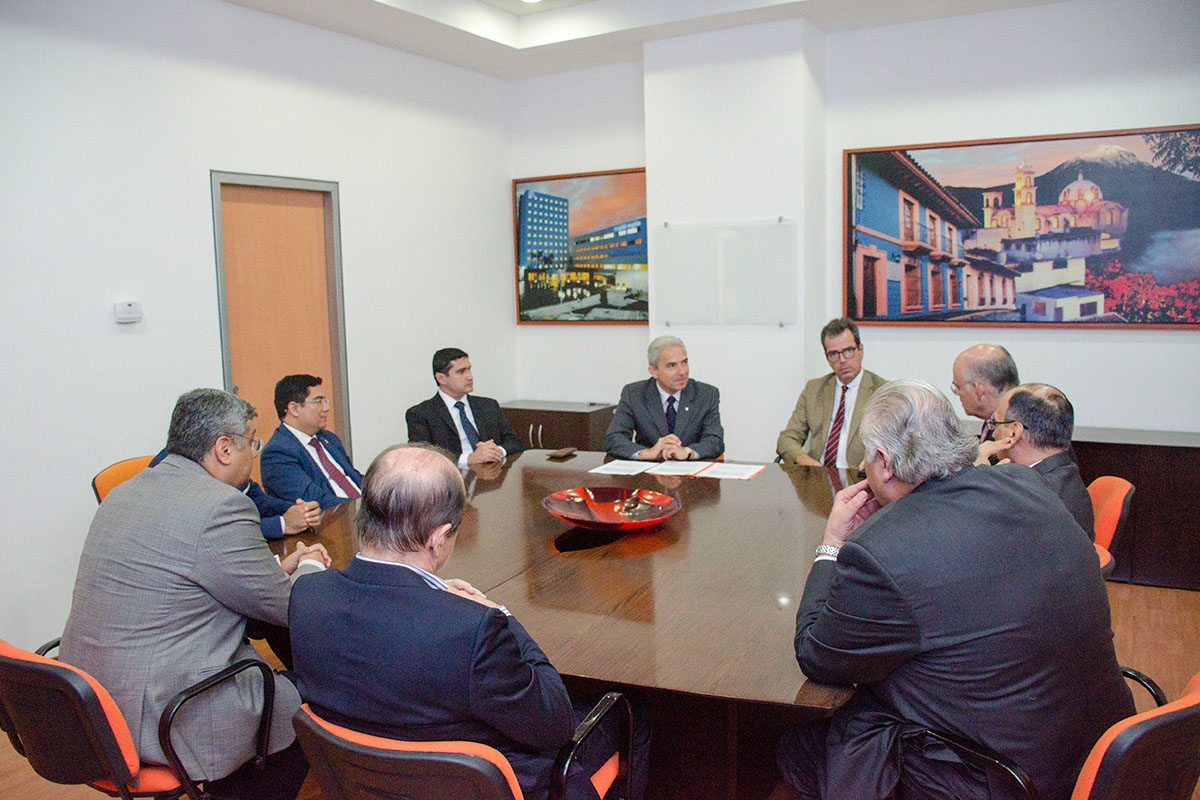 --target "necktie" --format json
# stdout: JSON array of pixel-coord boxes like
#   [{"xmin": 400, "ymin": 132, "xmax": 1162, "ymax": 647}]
[
  {"xmin": 309, "ymin": 437, "xmax": 360, "ymax": 500},
  {"xmin": 665, "ymin": 396, "xmax": 677, "ymax": 434},
  {"xmin": 980, "ymin": 418, "xmax": 995, "ymax": 442},
  {"xmin": 456, "ymin": 401, "xmax": 481, "ymax": 449},
  {"xmin": 822, "ymin": 384, "xmax": 848, "ymax": 468}
]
